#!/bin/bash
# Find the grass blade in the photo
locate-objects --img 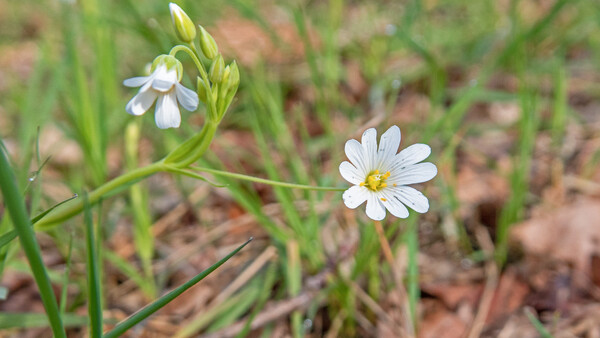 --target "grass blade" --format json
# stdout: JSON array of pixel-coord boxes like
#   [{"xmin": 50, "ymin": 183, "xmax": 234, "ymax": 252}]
[
  {"xmin": 524, "ymin": 307, "xmax": 552, "ymax": 338},
  {"xmin": 31, "ymin": 194, "xmax": 79, "ymax": 224},
  {"xmin": 235, "ymin": 262, "xmax": 277, "ymax": 338},
  {"xmin": 60, "ymin": 233, "xmax": 74, "ymax": 316},
  {"xmin": 0, "ymin": 313, "xmax": 87, "ymax": 330},
  {"xmin": 102, "ymin": 237, "xmax": 253, "ymax": 338},
  {"xmin": 0, "ymin": 143, "xmax": 66, "ymax": 338},
  {"xmin": 84, "ymin": 193, "xmax": 103, "ymax": 337}
]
